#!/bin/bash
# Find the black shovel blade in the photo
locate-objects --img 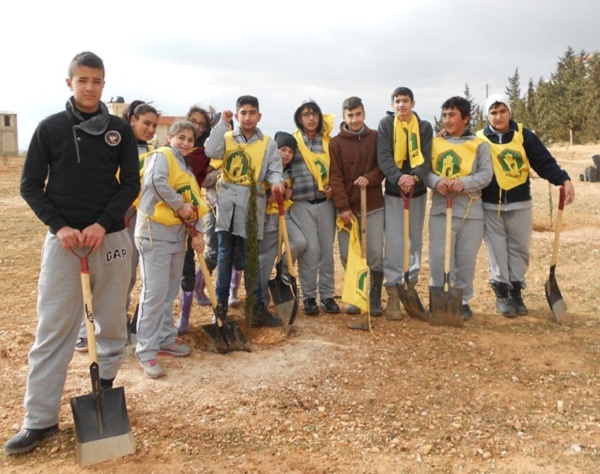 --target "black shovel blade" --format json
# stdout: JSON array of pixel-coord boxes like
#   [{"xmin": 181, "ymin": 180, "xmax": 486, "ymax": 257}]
[
  {"xmin": 429, "ymin": 285, "xmax": 464, "ymax": 327},
  {"xmin": 70, "ymin": 387, "xmax": 132, "ymax": 444},
  {"xmin": 269, "ymin": 263, "xmax": 297, "ymax": 321},
  {"xmin": 201, "ymin": 322, "xmax": 230, "ymax": 354},
  {"xmin": 202, "ymin": 318, "xmax": 251, "ymax": 353},
  {"xmin": 397, "ymin": 284, "xmax": 428, "ymax": 321},
  {"xmin": 545, "ymin": 265, "xmax": 567, "ymax": 322}
]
